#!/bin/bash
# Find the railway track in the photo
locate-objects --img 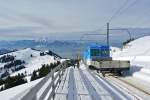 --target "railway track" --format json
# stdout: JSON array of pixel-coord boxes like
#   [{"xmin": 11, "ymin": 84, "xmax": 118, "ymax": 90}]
[
  {"xmin": 115, "ymin": 76, "xmax": 150, "ymax": 96},
  {"xmin": 12, "ymin": 64, "xmax": 149, "ymax": 100},
  {"xmin": 94, "ymin": 72, "xmax": 150, "ymax": 100}
]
